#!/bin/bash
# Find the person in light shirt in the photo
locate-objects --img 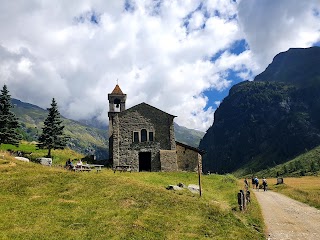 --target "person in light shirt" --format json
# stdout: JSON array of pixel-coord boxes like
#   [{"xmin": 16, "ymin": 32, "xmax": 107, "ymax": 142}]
[{"xmin": 76, "ymin": 159, "xmax": 83, "ymax": 166}]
